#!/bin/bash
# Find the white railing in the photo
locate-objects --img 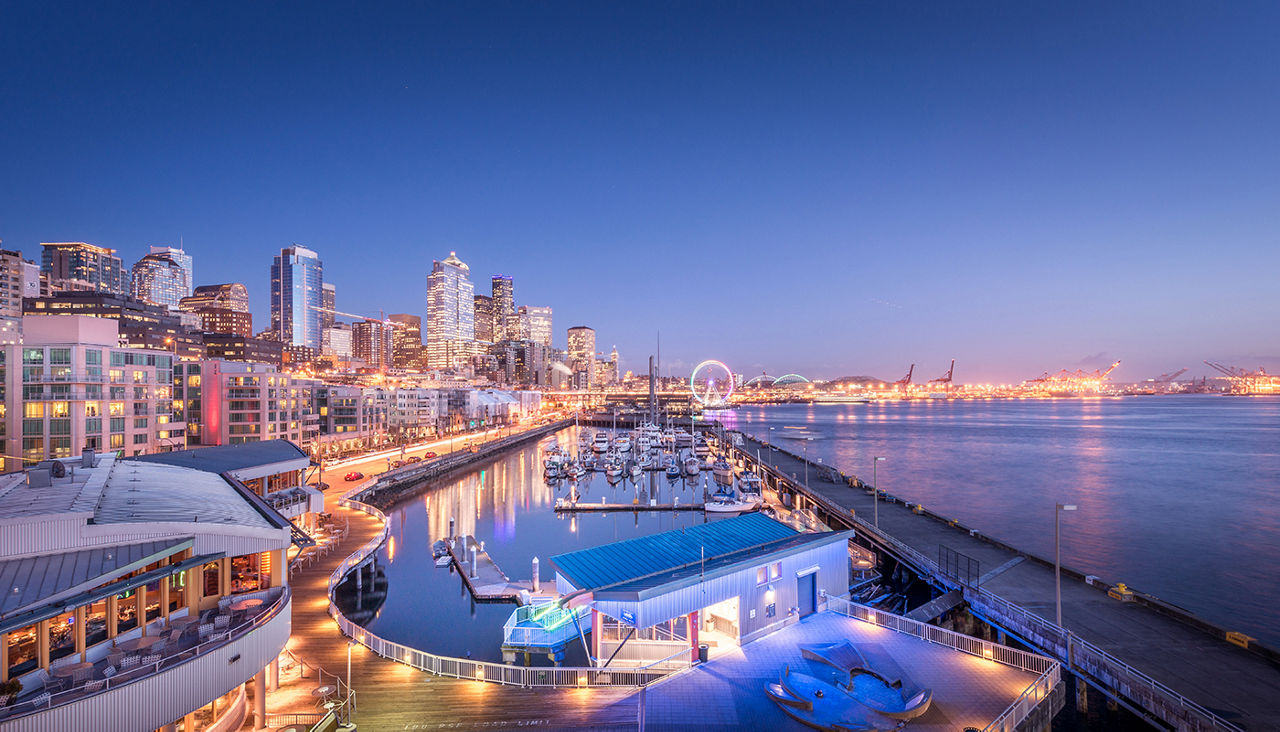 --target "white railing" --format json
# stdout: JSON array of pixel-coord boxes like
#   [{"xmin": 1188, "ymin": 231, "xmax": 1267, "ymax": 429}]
[
  {"xmin": 824, "ymin": 594, "xmax": 1061, "ymax": 732},
  {"xmin": 327, "ymin": 461, "xmax": 690, "ymax": 689},
  {"xmin": 0, "ymin": 587, "xmax": 291, "ymax": 722},
  {"xmin": 502, "ymin": 604, "xmax": 589, "ymax": 649}
]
